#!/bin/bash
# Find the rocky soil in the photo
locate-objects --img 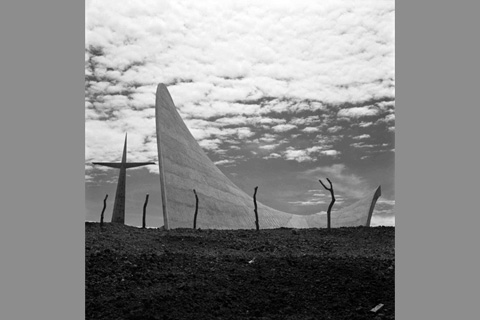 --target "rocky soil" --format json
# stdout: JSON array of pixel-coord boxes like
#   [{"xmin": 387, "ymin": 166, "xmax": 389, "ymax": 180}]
[{"xmin": 86, "ymin": 222, "xmax": 394, "ymax": 320}]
